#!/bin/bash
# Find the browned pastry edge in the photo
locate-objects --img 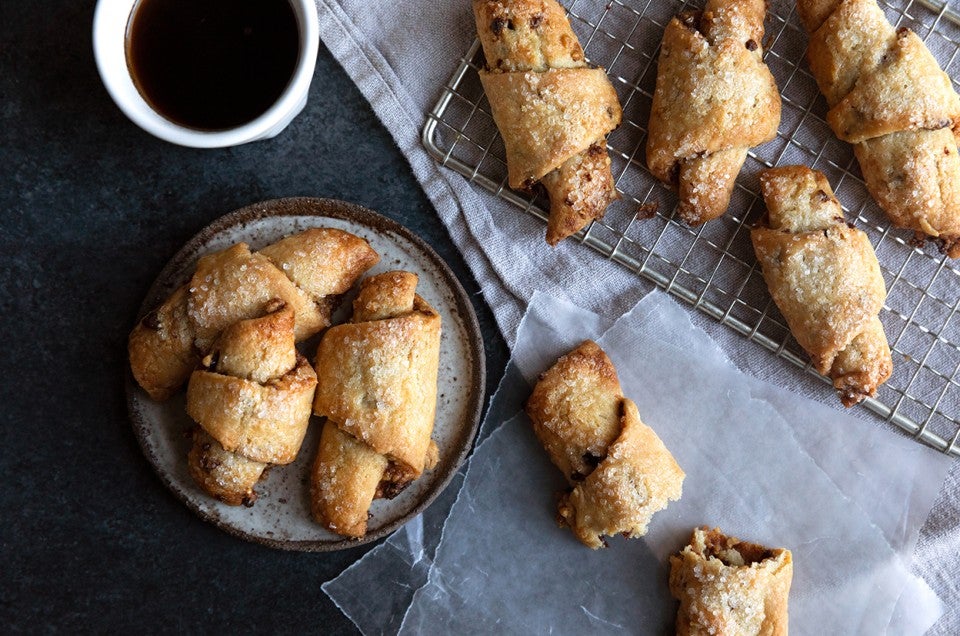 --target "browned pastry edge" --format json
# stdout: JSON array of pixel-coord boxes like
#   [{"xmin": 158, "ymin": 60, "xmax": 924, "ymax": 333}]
[
  {"xmin": 187, "ymin": 427, "xmax": 267, "ymax": 507},
  {"xmin": 669, "ymin": 526, "xmax": 793, "ymax": 636},
  {"xmin": 310, "ymin": 271, "xmax": 442, "ymax": 538},
  {"xmin": 473, "ymin": 0, "xmax": 622, "ymax": 245},
  {"xmin": 128, "ymin": 227, "xmax": 378, "ymax": 401},
  {"xmin": 800, "ymin": 0, "xmax": 960, "ymax": 254},
  {"xmin": 184, "ymin": 304, "xmax": 317, "ymax": 506},
  {"xmin": 525, "ymin": 340, "xmax": 684, "ymax": 549},
  {"xmin": 646, "ymin": 0, "xmax": 781, "ymax": 225},
  {"xmin": 751, "ymin": 165, "xmax": 892, "ymax": 406}
]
